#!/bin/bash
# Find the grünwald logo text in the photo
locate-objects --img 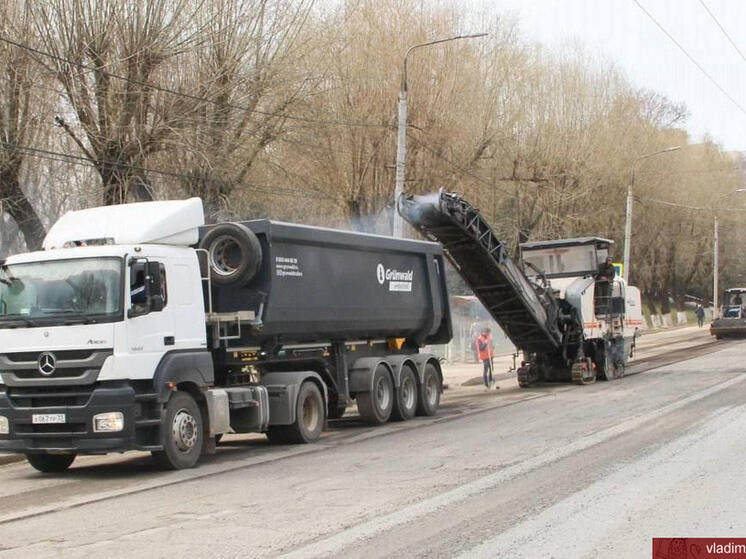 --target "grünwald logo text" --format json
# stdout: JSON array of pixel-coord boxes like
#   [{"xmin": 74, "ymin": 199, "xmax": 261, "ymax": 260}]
[{"xmin": 376, "ymin": 263, "xmax": 414, "ymax": 291}]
